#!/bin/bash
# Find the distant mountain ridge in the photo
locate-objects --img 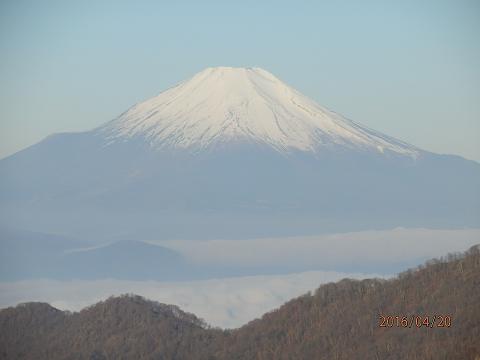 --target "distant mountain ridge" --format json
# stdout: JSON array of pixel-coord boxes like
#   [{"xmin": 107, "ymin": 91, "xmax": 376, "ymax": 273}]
[
  {"xmin": 1, "ymin": 245, "xmax": 479, "ymax": 360},
  {"xmin": 0, "ymin": 228, "xmax": 193, "ymax": 281}
]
